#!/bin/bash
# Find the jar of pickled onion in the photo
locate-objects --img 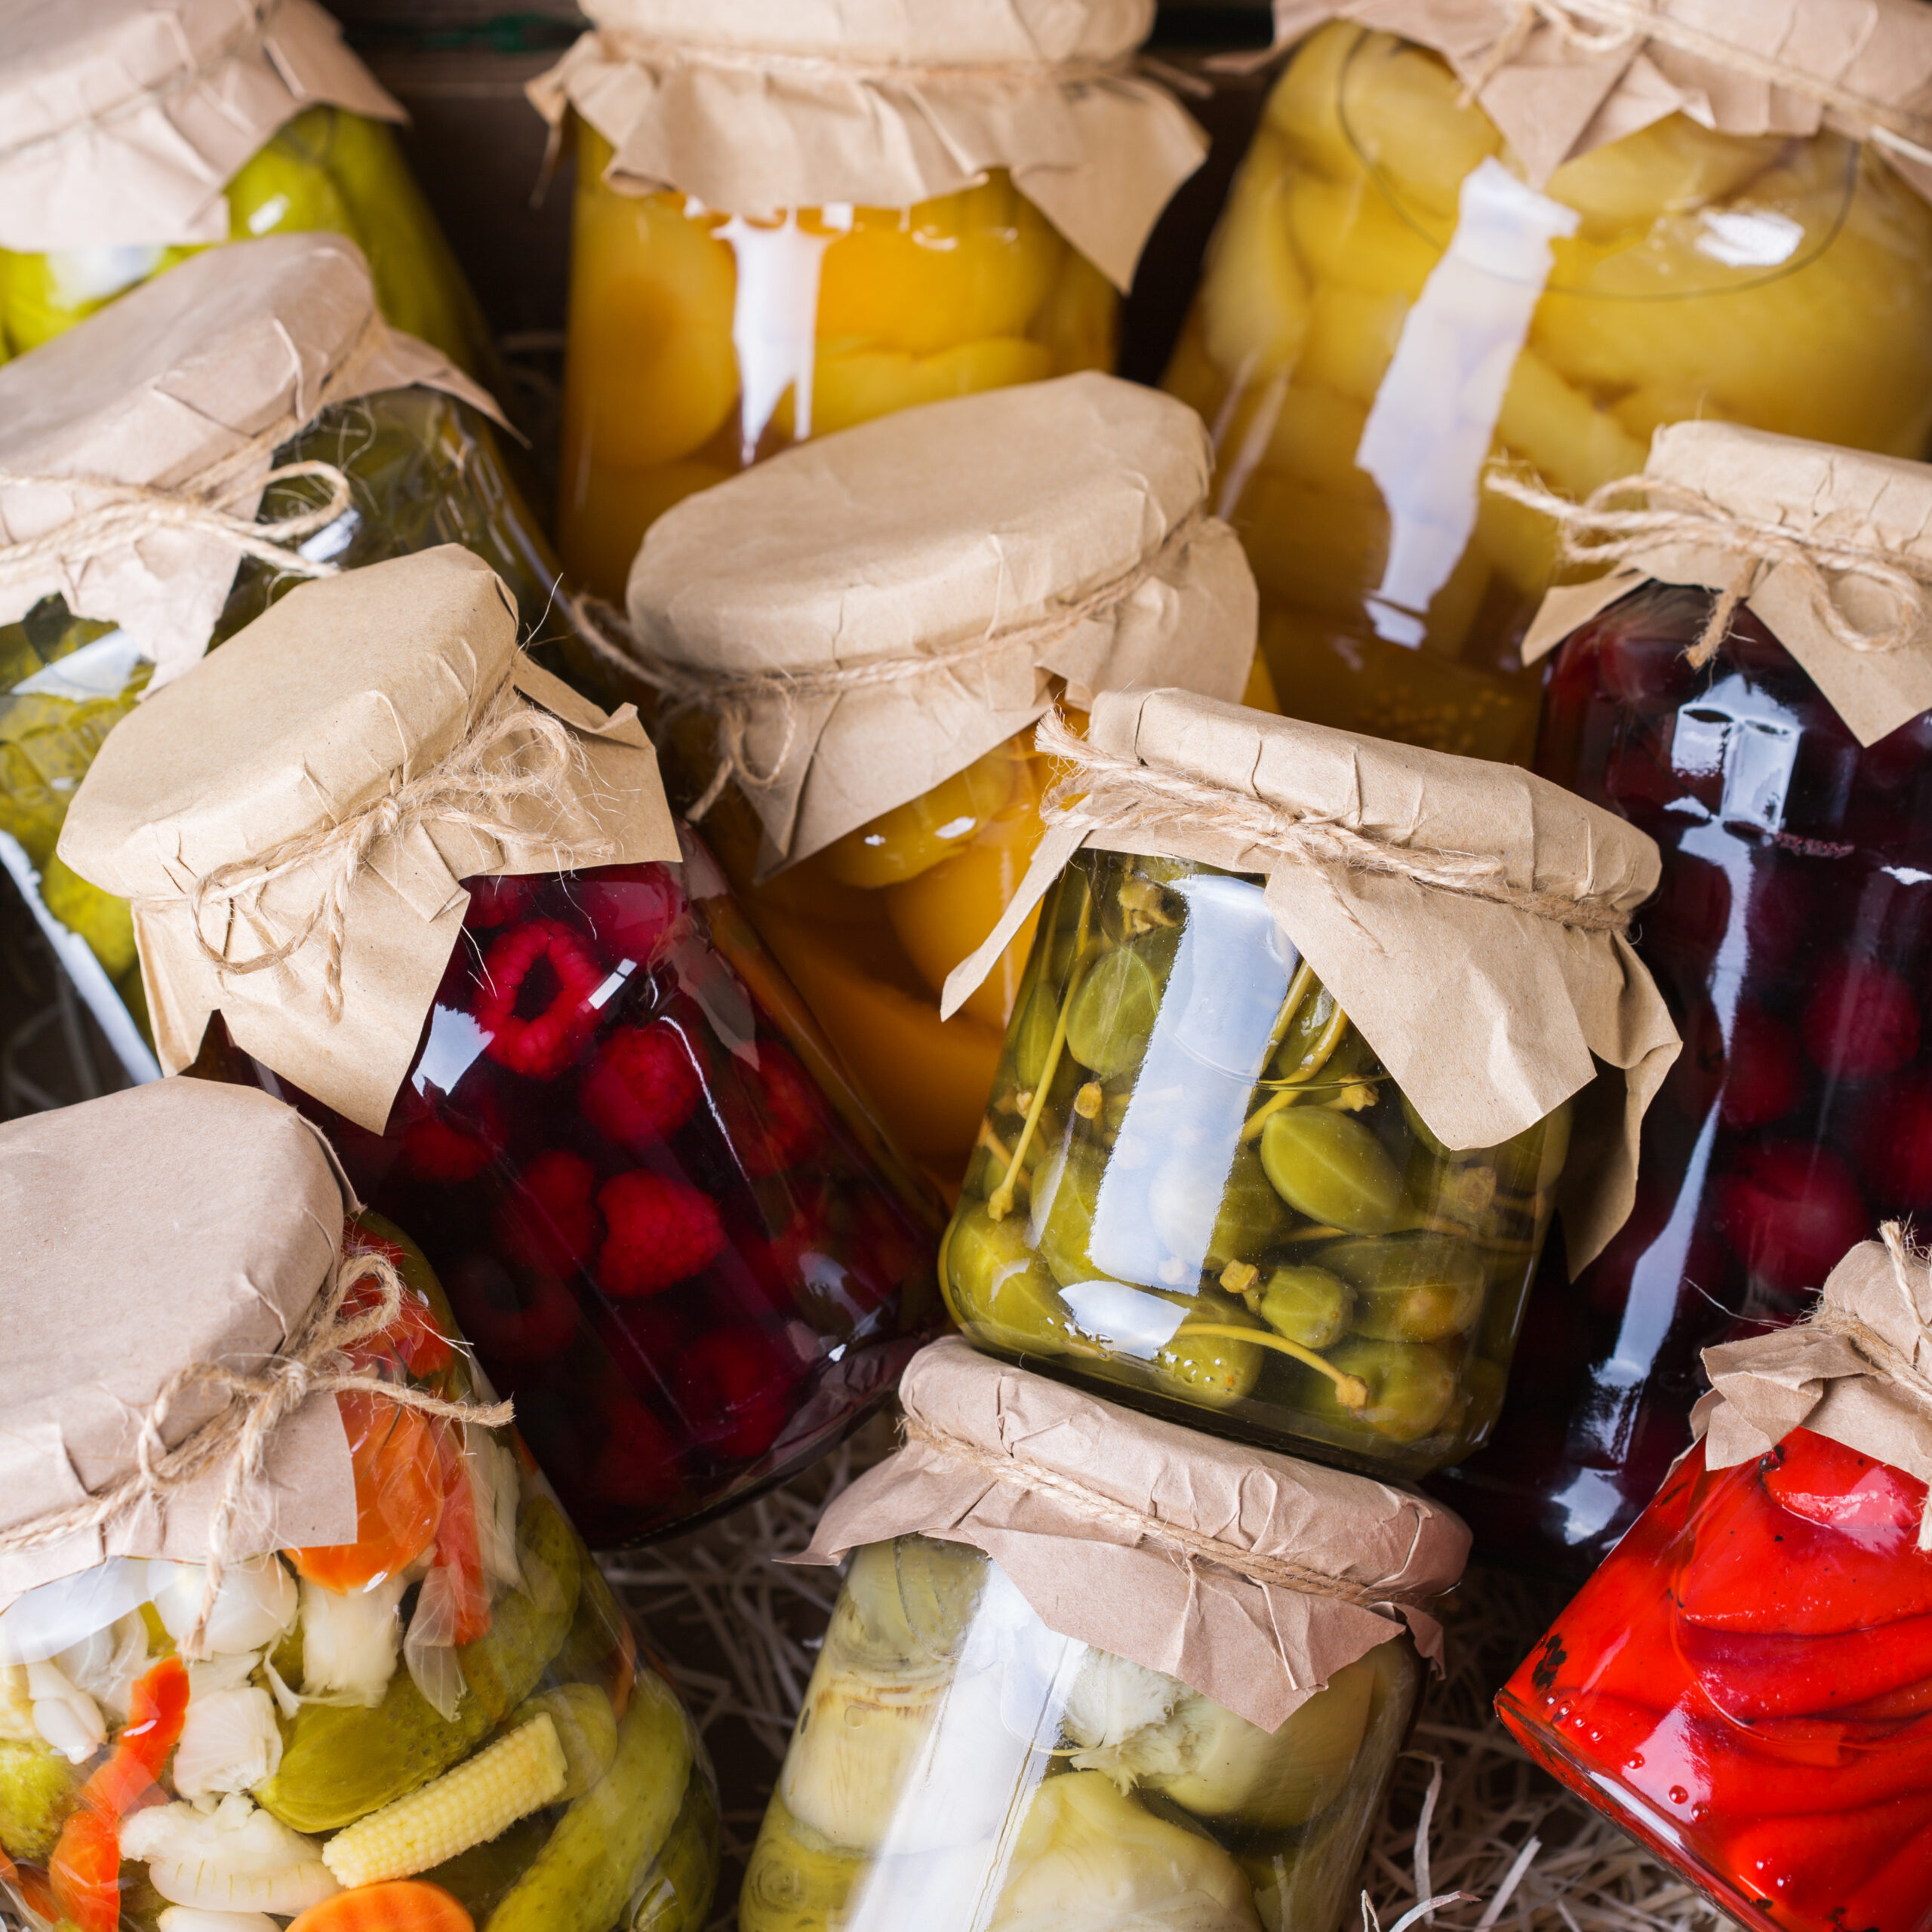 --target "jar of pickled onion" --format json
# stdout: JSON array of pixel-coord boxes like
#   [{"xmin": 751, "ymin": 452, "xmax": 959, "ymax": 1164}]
[
  {"xmin": 0, "ymin": 0, "xmax": 494, "ymax": 376},
  {"xmin": 622, "ymin": 374, "xmax": 1263, "ymax": 1189},
  {"xmin": 1164, "ymin": 5, "xmax": 1932, "ymax": 764},
  {"xmin": 527, "ymin": 0, "xmax": 1212, "ymax": 598},
  {"xmin": 56, "ymin": 548, "xmax": 946, "ymax": 1547},
  {"xmin": 0, "ymin": 1080, "xmax": 719, "ymax": 1932},
  {"xmin": 1498, "ymin": 1229, "xmax": 1932, "ymax": 1932}
]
